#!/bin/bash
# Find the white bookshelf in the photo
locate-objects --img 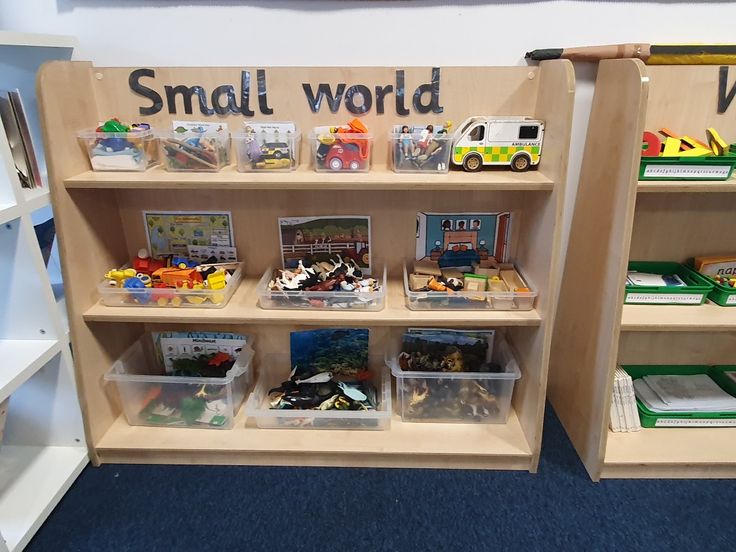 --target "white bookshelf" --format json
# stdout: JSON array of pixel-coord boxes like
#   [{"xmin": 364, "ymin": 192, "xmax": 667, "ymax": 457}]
[{"xmin": 0, "ymin": 32, "xmax": 86, "ymax": 552}]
